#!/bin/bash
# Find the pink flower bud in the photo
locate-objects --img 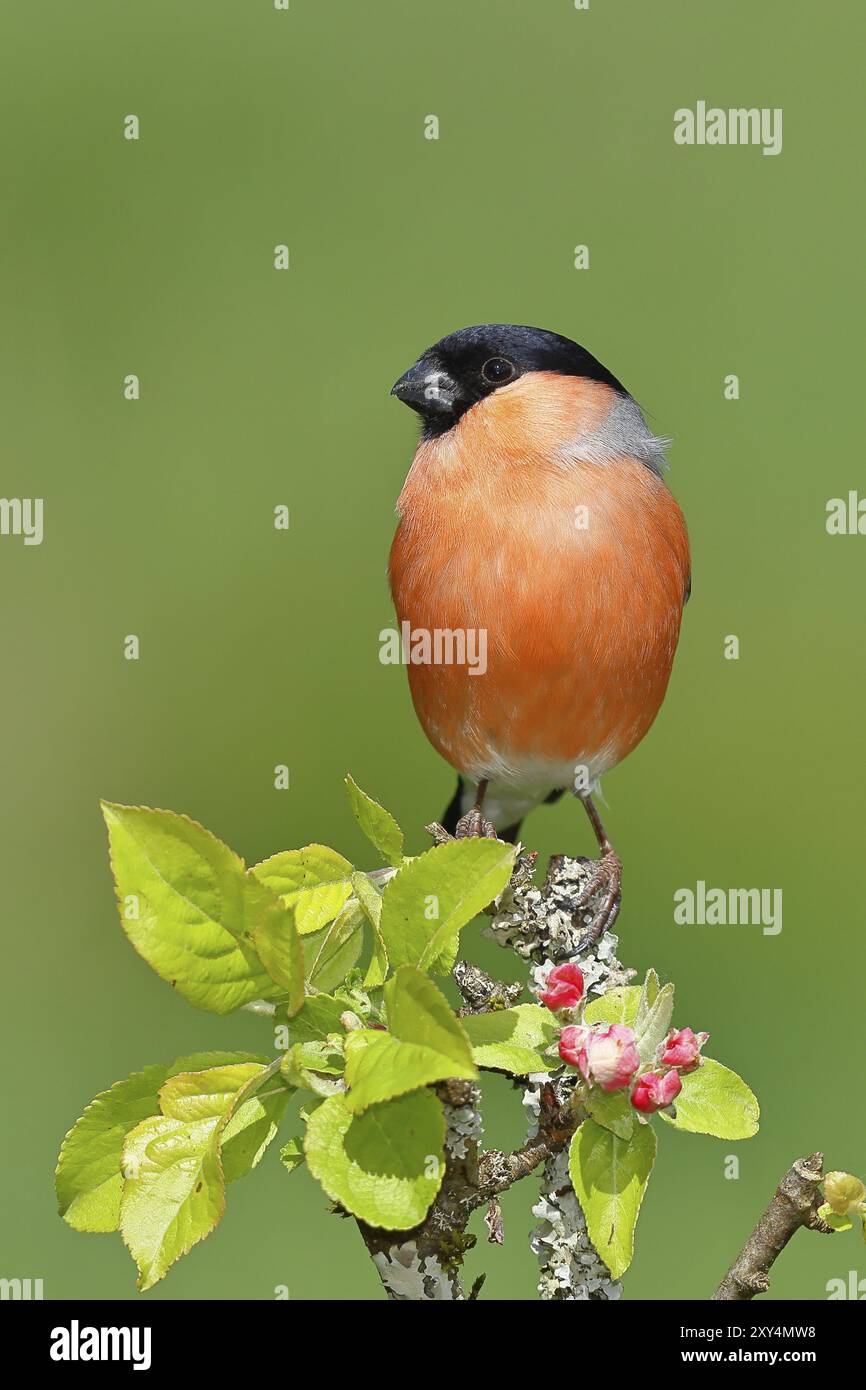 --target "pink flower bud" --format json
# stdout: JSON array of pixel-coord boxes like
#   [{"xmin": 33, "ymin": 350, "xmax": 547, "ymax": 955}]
[
  {"xmin": 558, "ymin": 1024, "xmax": 590, "ymax": 1068},
  {"xmin": 541, "ymin": 962, "xmax": 585, "ymax": 1012},
  {"xmin": 576, "ymin": 1024, "xmax": 641, "ymax": 1092},
  {"xmin": 631, "ymin": 1068, "xmax": 683, "ymax": 1113},
  {"xmin": 661, "ymin": 1027, "xmax": 709, "ymax": 1073}
]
